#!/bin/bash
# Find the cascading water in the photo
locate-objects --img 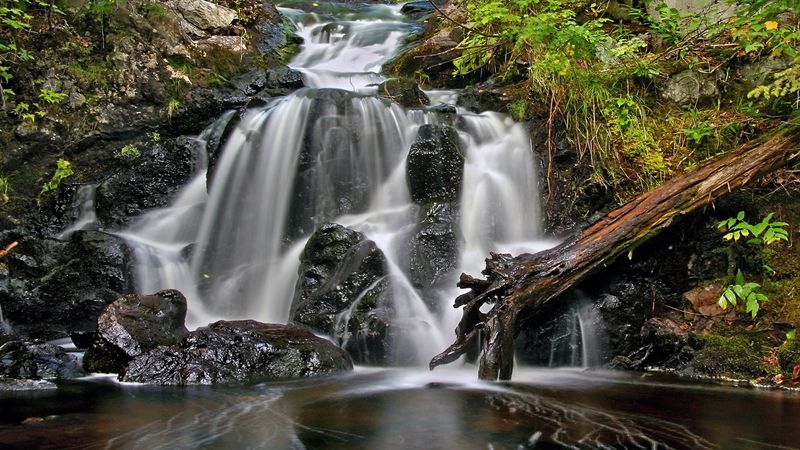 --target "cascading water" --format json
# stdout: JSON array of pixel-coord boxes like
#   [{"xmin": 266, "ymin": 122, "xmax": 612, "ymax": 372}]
[{"xmin": 115, "ymin": 1, "xmax": 549, "ymax": 365}]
